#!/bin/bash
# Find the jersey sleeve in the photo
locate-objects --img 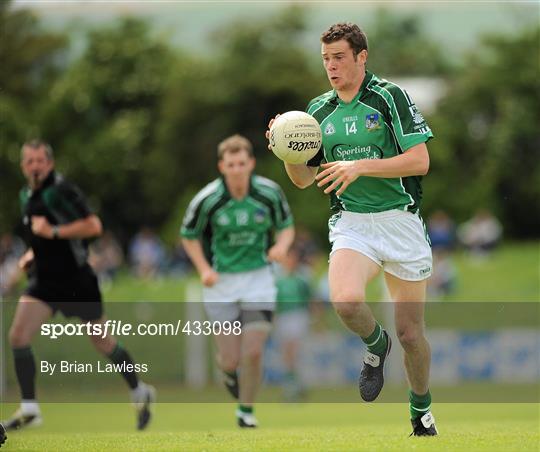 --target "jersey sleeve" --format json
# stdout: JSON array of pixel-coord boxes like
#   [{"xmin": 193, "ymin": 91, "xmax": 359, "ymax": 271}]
[
  {"xmin": 305, "ymin": 99, "xmax": 325, "ymax": 167},
  {"xmin": 45, "ymin": 181, "xmax": 93, "ymax": 223},
  {"xmin": 180, "ymin": 194, "xmax": 209, "ymax": 239},
  {"xmin": 387, "ymin": 86, "xmax": 434, "ymax": 151},
  {"xmin": 273, "ymin": 185, "xmax": 294, "ymax": 230}
]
